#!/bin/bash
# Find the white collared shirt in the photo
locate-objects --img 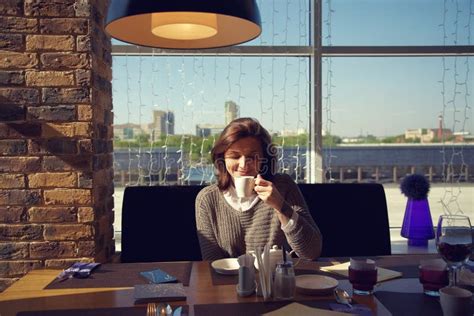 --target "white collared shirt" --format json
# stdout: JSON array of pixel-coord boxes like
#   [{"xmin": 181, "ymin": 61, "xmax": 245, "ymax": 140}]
[
  {"xmin": 223, "ymin": 185, "xmax": 260, "ymax": 212},
  {"xmin": 223, "ymin": 186, "xmax": 299, "ymax": 232}
]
